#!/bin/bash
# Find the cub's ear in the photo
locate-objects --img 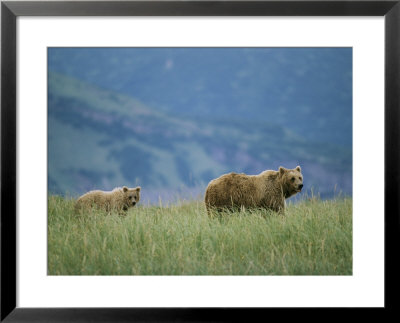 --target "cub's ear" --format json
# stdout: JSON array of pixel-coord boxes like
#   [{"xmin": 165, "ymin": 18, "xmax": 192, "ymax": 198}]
[
  {"xmin": 279, "ymin": 167, "xmax": 286, "ymax": 176},
  {"xmin": 135, "ymin": 186, "xmax": 141, "ymax": 192},
  {"xmin": 122, "ymin": 186, "xmax": 128, "ymax": 192},
  {"xmin": 296, "ymin": 166, "xmax": 301, "ymax": 173}
]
